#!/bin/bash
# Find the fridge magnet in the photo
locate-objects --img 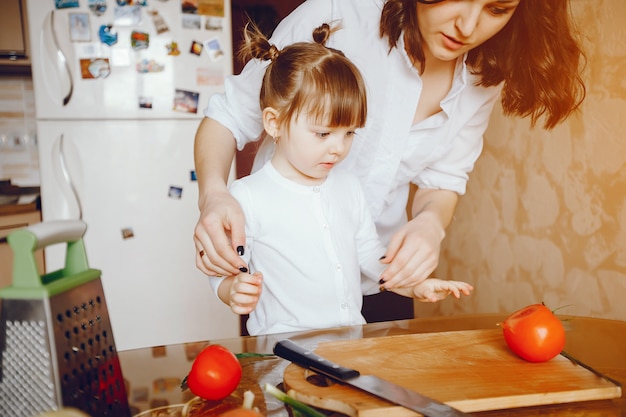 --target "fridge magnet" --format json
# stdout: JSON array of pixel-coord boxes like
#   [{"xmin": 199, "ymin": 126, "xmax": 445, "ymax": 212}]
[
  {"xmin": 139, "ymin": 96, "xmax": 153, "ymax": 109},
  {"xmin": 184, "ymin": 342, "xmax": 205, "ymax": 361},
  {"xmin": 190, "ymin": 170, "xmax": 197, "ymax": 181},
  {"xmin": 80, "ymin": 58, "xmax": 111, "ymax": 79},
  {"xmin": 131, "ymin": 386, "xmax": 149, "ymax": 403},
  {"xmin": 203, "ymin": 37, "xmax": 224, "ymax": 62},
  {"xmin": 173, "ymin": 89, "xmax": 199, "ymax": 113},
  {"xmin": 137, "ymin": 58, "xmax": 164, "ymax": 73},
  {"xmin": 88, "ymin": 0, "xmax": 107, "ymax": 15},
  {"xmin": 55, "ymin": 0, "xmax": 79, "ymax": 9},
  {"xmin": 205, "ymin": 16, "xmax": 223, "ymax": 31},
  {"xmin": 181, "ymin": 14, "xmax": 201, "ymax": 30},
  {"xmin": 197, "ymin": 0, "xmax": 225, "ymax": 17},
  {"xmin": 149, "ymin": 10, "xmax": 170, "ymax": 34},
  {"xmin": 168, "ymin": 186, "xmax": 183, "ymax": 199},
  {"xmin": 153, "ymin": 378, "xmax": 181, "ymax": 394},
  {"xmin": 99, "ymin": 24, "xmax": 119, "ymax": 46},
  {"xmin": 165, "ymin": 41, "xmax": 181, "ymax": 56},
  {"xmin": 121, "ymin": 227, "xmax": 135, "ymax": 240},
  {"xmin": 189, "ymin": 40, "xmax": 203, "ymax": 56},
  {"xmin": 151, "ymin": 346, "xmax": 167, "ymax": 358},
  {"xmin": 197, "ymin": 67, "xmax": 223, "ymax": 86},
  {"xmin": 114, "ymin": 6, "xmax": 142, "ymax": 26},
  {"xmin": 69, "ymin": 13, "xmax": 91, "ymax": 42},
  {"xmin": 116, "ymin": 0, "xmax": 147, "ymax": 5},
  {"xmin": 181, "ymin": 0, "xmax": 198, "ymax": 14},
  {"xmin": 131, "ymin": 31, "xmax": 150, "ymax": 50}
]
